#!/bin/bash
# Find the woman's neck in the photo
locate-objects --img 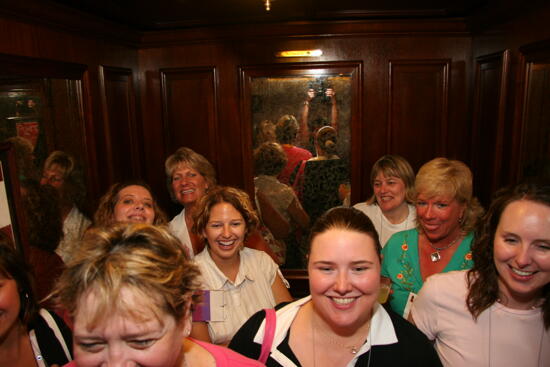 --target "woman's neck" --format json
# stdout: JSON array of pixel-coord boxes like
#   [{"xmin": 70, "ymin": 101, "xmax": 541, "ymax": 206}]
[
  {"xmin": 209, "ymin": 250, "xmax": 240, "ymax": 282},
  {"xmin": 382, "ymin": 202, "xmax": 409, "ymax": 224},
  {"xmin": 0, "ymin": 322, "xmax": 32, "ymax": 365},
  {"xmin": 497, "ymin": 280, "xmax": 544, "ymax": 310},
  {"xmin": 311, "ymin": 301, "xmax": 372, "ymax": 338}
]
